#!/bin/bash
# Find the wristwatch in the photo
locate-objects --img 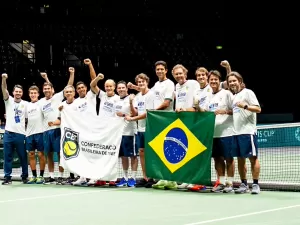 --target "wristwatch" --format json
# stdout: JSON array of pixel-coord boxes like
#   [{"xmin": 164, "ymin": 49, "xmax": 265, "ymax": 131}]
[{"xmin": 244, "ymin": 105, "xmax": 248, "ymax": 110}]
